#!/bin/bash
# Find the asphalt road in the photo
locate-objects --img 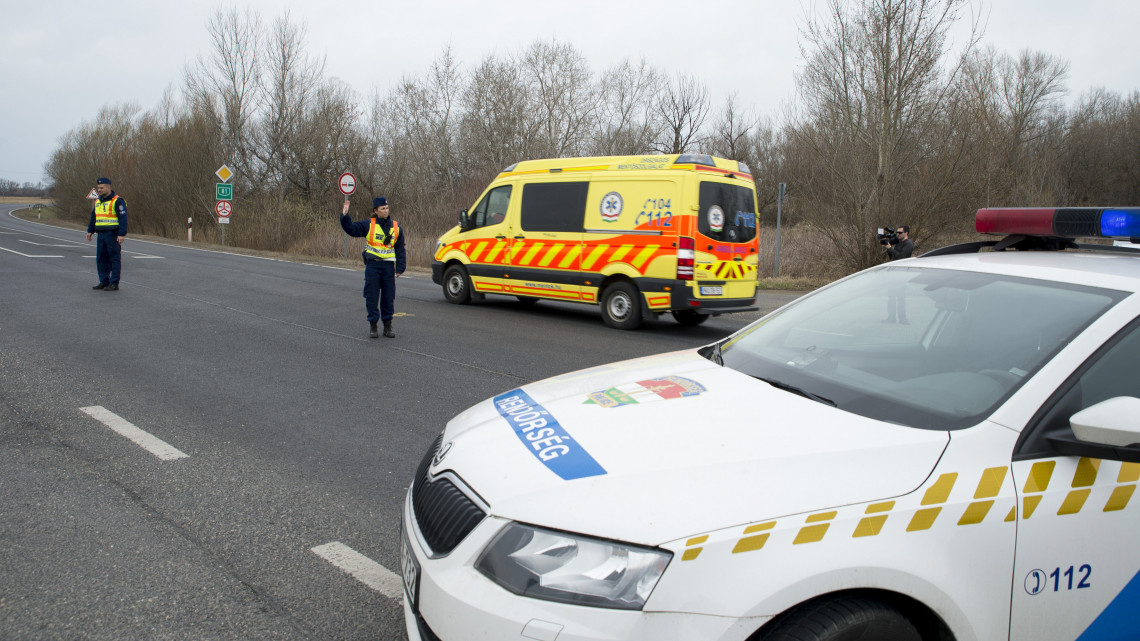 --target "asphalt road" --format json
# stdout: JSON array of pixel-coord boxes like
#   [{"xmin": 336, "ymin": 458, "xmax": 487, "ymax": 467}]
[{"xmin": 0, "ymin": 205, "xmax": 803, "ymax": 640}]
